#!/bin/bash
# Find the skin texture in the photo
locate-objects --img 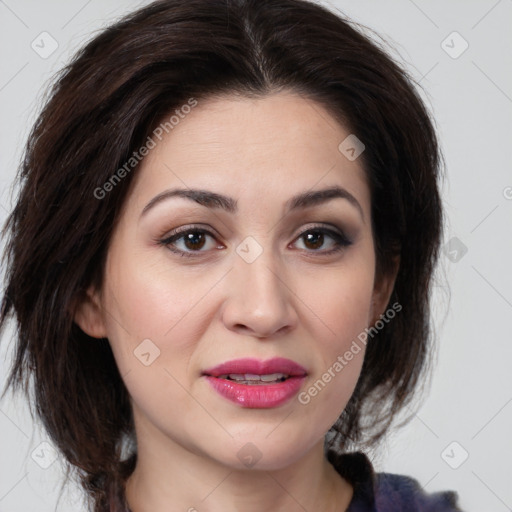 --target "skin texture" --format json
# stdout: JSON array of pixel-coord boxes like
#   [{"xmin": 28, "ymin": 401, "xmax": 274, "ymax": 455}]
[{"xmin": 75, "ymin": 91, "xmax": 398, "ymax": 512}]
